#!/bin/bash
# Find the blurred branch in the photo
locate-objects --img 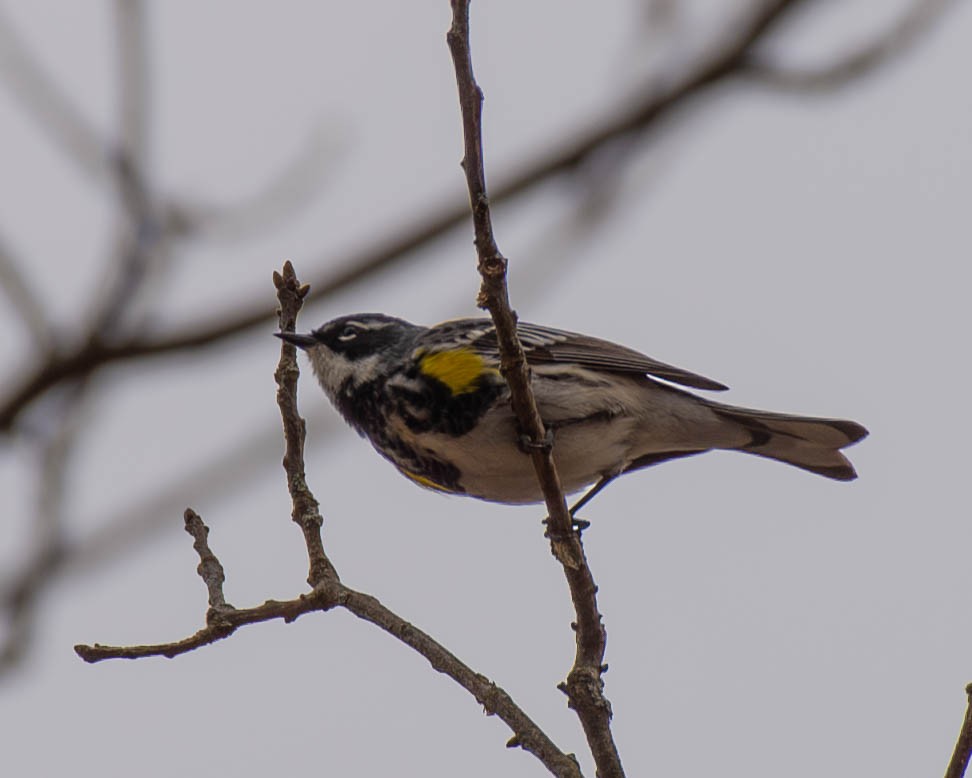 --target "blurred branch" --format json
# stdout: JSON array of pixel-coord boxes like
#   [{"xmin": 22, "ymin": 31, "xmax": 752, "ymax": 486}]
[
  {"xmin": 448, "ymin": 2, "xmax": 619, "ymax": 776},
  {"xmin": 0, "ymin": 409, "xmax": 337, "ymax": 682},
  {"xmin": 0, "ymin": 539, "xmax": 65, "ymax": 670},
  {"xmin": 742, "ymin": 0, "xmax": 956, "ymax": 92},
  {"xmin": 88, "ymin": 0, "xmax": 159, "ymax": 334},
  {"xmin": 0, "ymin": 380, "xmax": 86, "ymax": 670},
  {"xmin": 75, "ymin": 262, "xmax": 582, "ymax": 778},
  {"xmin": 945, "ymin": 683, "xmax": 972, "ymax": 778},
  {"xmin": 0, "ymin": 201, "xmax": 469, "ymax": 430},
  {"xmin": 75, "ymin": 515, "xmax": 580, "ymax": 777},
  {"xmin": 0, "ymin": 5, "xmax": 112, "ymax": 183},
  {"xmin": 0, "ymin": 0, "xmax": 951, "ymax": 432},
  {"xmin": 0, "ymin": 1, "xmax": 159, "ymax": 675},
  {"xmin": 0, "ymin": 0, "xmax": 814, "ymax": 433},
  {"xmin": 0, "ymin": 232, "xmax": 52, "ymax": 350}
]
